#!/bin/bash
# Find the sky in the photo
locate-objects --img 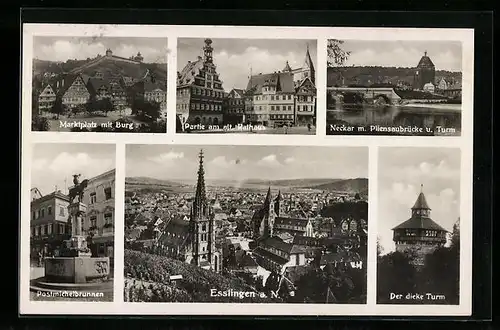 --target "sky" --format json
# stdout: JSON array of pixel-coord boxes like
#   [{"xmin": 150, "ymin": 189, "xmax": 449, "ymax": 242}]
[
  {"xmin": 335, "ymin": 40, "xmax": 462, "ymax": 72},
  {"xmin": 31, "ymin": 144, "xmax": 115, "ymax": 197},
  {"xmin": 378, "ymin": 147, "xmax": 461, "ymax": 255},
  {"xmin": 126, "ymin": 145, "xmax": 367, "ymax": 182},
  {"xmin": 33, "ymin": 36, "xmax": 169, "ymax": 63},
  {"xmin": 177, "ymin": 38, "xmax": 317, "ymax": 92}
]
